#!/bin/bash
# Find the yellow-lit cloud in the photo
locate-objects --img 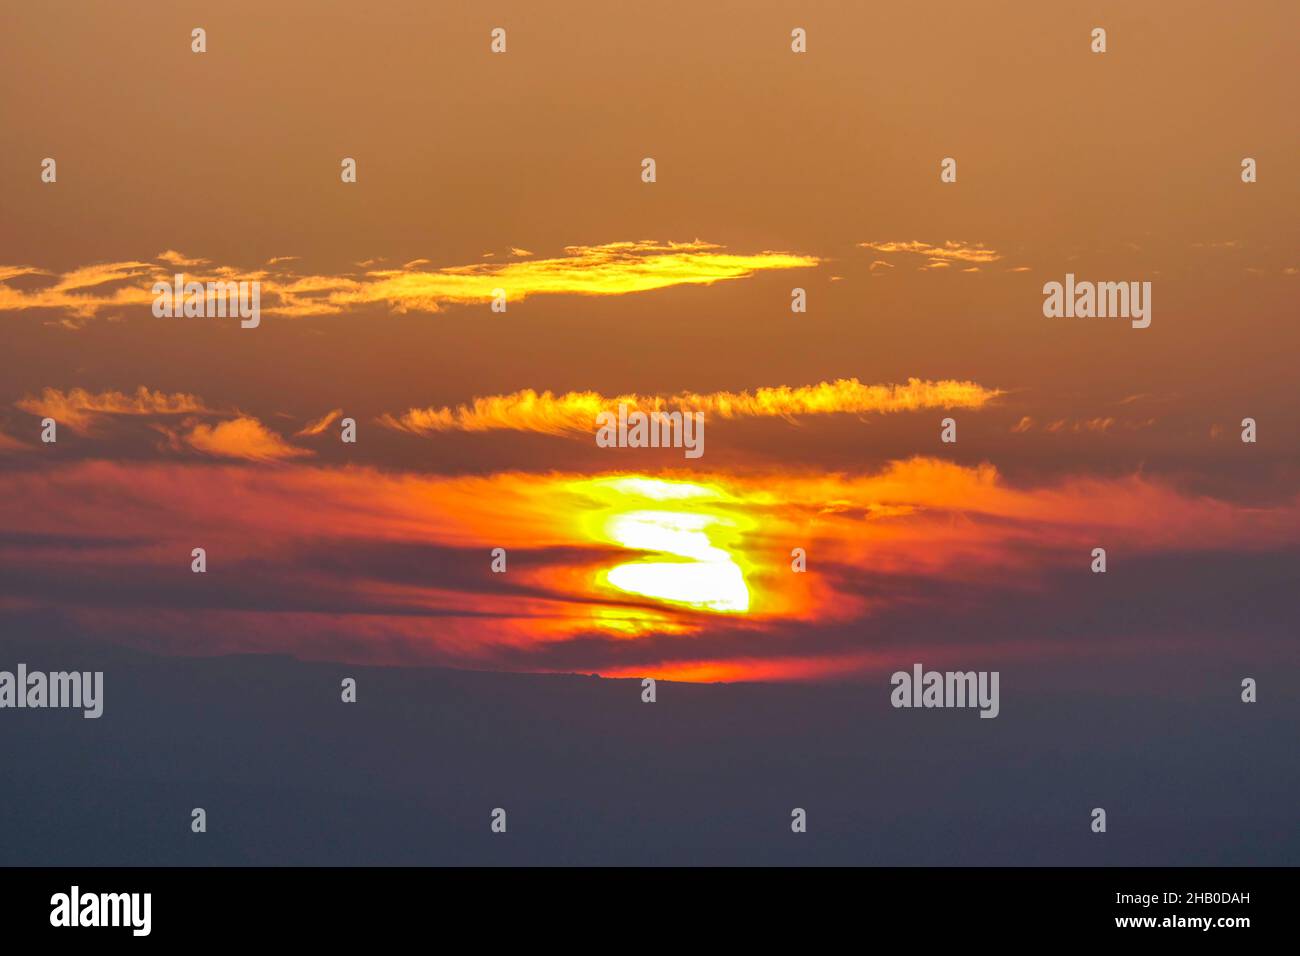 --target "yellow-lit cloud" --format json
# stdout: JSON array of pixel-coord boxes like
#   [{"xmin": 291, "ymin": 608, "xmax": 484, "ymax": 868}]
[
  {"xmin": 332, "ymin": 240, "xmax": 817, "ymax": 313},
  {"xmin": 157, "ymin": 250, "xmax": 210, "ymax": 267},
  {"xmin": 379, "ymin": 377, "xmax": 1001, "ymax": 437},
  {"xmin": 0, "ymin": 241, "xmax": 819, "ymax": 322},
  {"xmin": 858, "ymin": 240, "xmax": 1002, "ymax": 266},
  {"xmin": 0, "ymin": 261, "xmax": 158, "ymax": 319}
]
